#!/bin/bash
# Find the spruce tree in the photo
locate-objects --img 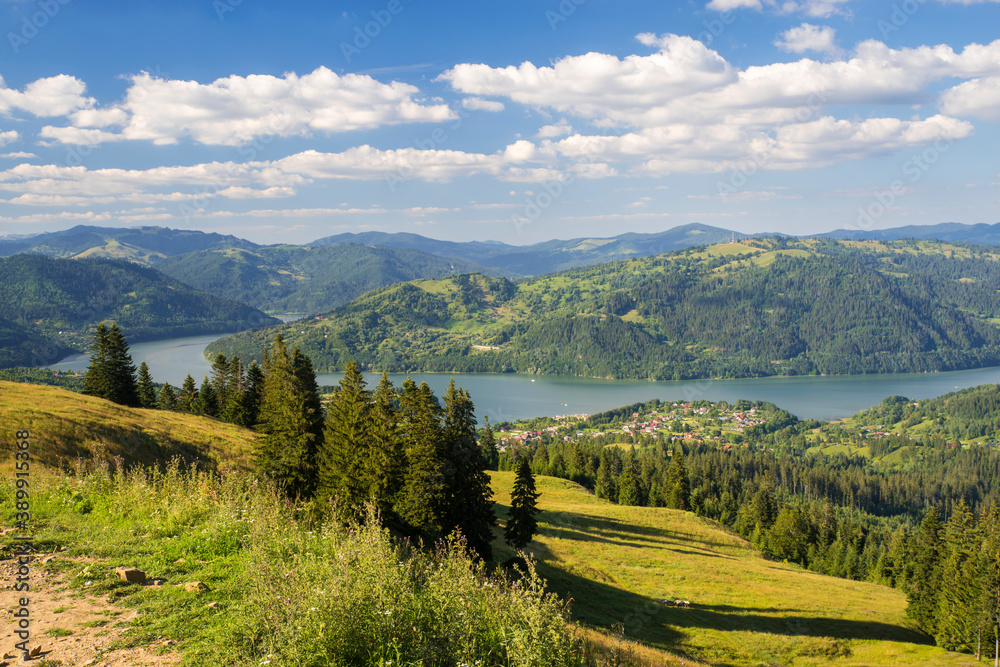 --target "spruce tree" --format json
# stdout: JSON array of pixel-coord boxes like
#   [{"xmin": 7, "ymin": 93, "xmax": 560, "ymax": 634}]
[
  {"xmin": 505, "ymin": 456, "xmax": 540, "ymax": 549},
  {"xmin": 242, "ymin": 361, "xmax": 264, "ymax": 427},
  {"xmin": 480, "ymin": 415, "xmax": 500, "ymax": 471},
  {"xmin": 157, "ymin": 382, "xmax": 177, "ymax": 410},
  {"xmin": 104, "ymin": 325, "xmax": 139, "ymax": 407},
  {"xmin": 83, "ymin": 323, "xmax": 139, "ymax": 407},
  {"xmin": 82, "ymin": 324, "xmax": 112, "ymax": 400},
  {"xmin": 936, "ymin": 501, "xmax": 979, "ymax": 651},
  {"xmin": 136, "ymin": 361, "xmax": 157, "ymax": 409},
  {"xmin": 318, "ymin": 362, "xmax": 373, "ymax": 513},
  {"xmin": 196, "ymin": 376, "xmax": 219, "ymax": 417},
  {"xmin": 254, "ymin": 335, "xmax": 322, "ymax": 498},
  {"xmin": 398, "ymin": 378, "xmax": 446, "ymax": 534},
  {"xmin": 441, "ymin": 380, "xmax": 495, "ymax": 560},
  {"xmin": 179, "ymin": 374, "xmax": 198, "ymax": 412},
  {"xmin": 220, "ymin": 356, "xmax": 247, "ymax": 425},
  {"xmin": 210, "ymin": 353, "xmax": 231, "ymax": 409},
  {"xmin": 908, "ymin": 507, "xmax": 944, "ymax": 635},
  {"xmin": 665, "ymin": 451, "xmax": 691, "ymax": 510},
  {"xmin": 369, "ymin": 373, "xmax": 405, "ymax": 516}
]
